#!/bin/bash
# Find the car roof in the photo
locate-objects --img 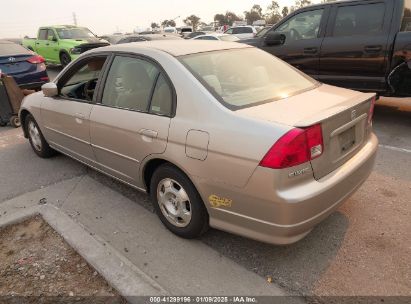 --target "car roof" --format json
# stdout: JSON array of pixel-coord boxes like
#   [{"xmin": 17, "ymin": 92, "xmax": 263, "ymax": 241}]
[
  {"xmin": 92, "ymin": 40, "xmax": 251, "ymax": 57},
  {"xmin": 0, "ymin": 40, "xmax": 15, "ymax": 44}
]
